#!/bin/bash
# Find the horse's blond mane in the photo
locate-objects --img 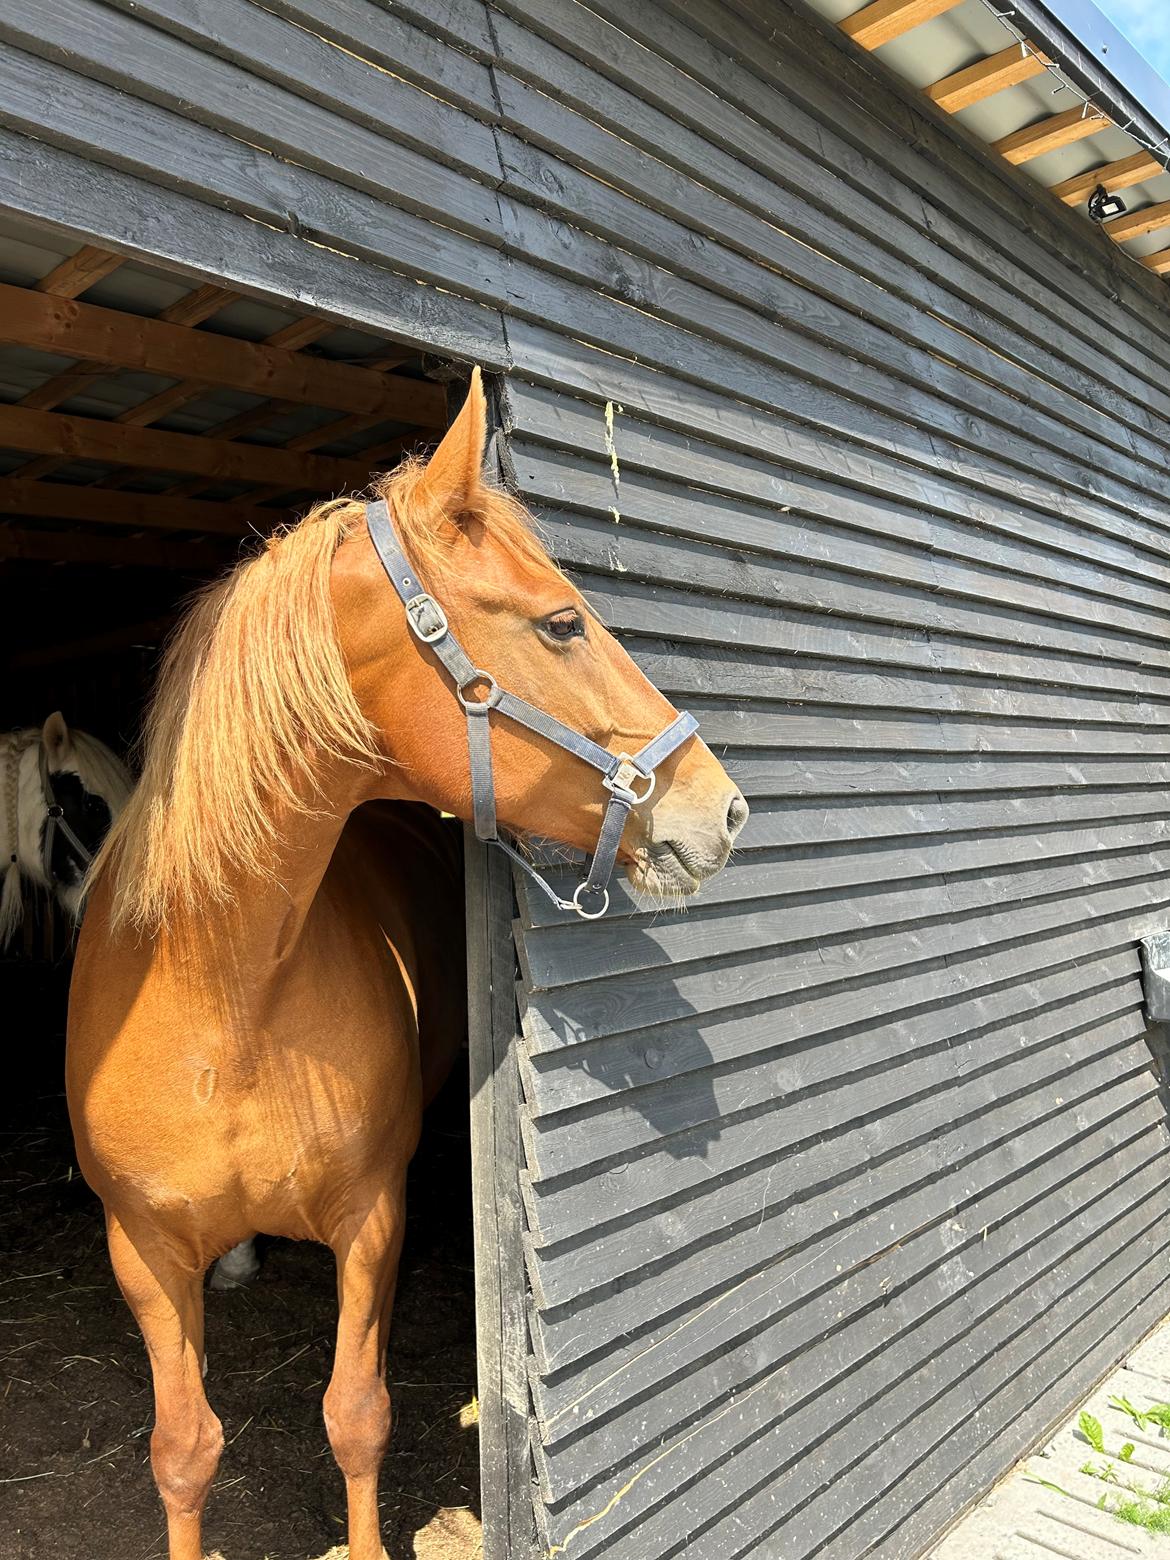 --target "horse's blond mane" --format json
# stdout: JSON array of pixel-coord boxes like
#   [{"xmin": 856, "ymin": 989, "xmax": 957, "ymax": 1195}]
[{"xmin": 94, "ymin": 462, "xmax": 558, "ymax": 934}]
